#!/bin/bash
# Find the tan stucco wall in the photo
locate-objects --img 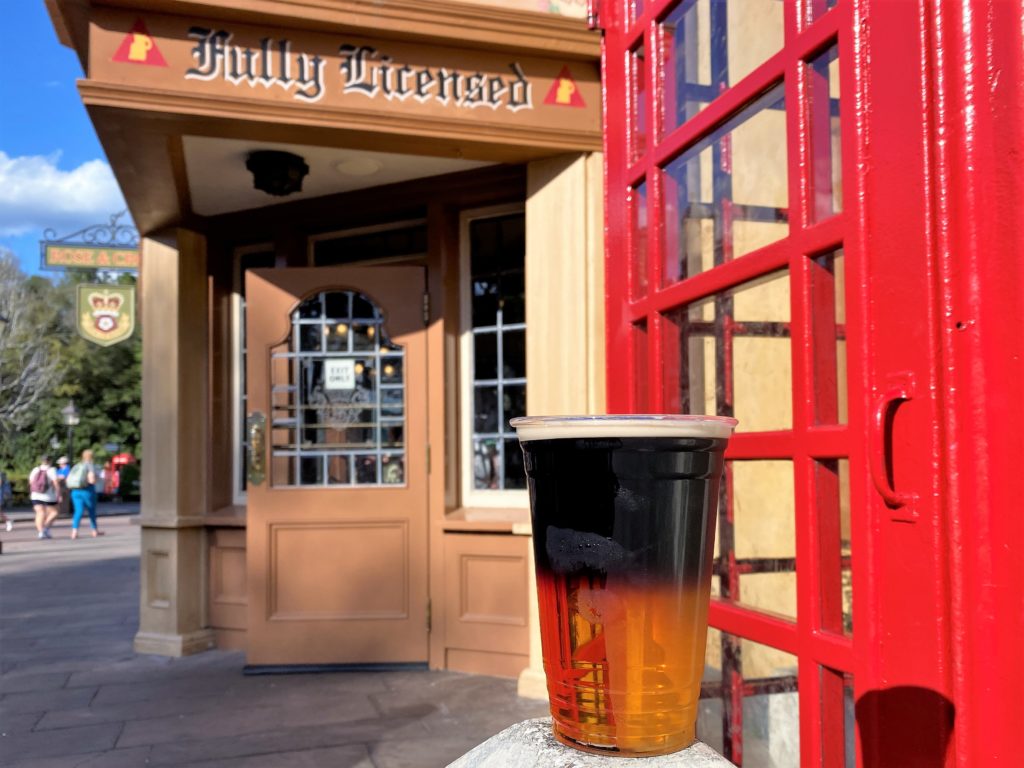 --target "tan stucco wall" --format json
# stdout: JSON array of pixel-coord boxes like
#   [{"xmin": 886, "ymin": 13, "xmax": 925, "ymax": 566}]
[{"xmin": 518, "ymin": 151, "xmax": 605, "ymax": 698}]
